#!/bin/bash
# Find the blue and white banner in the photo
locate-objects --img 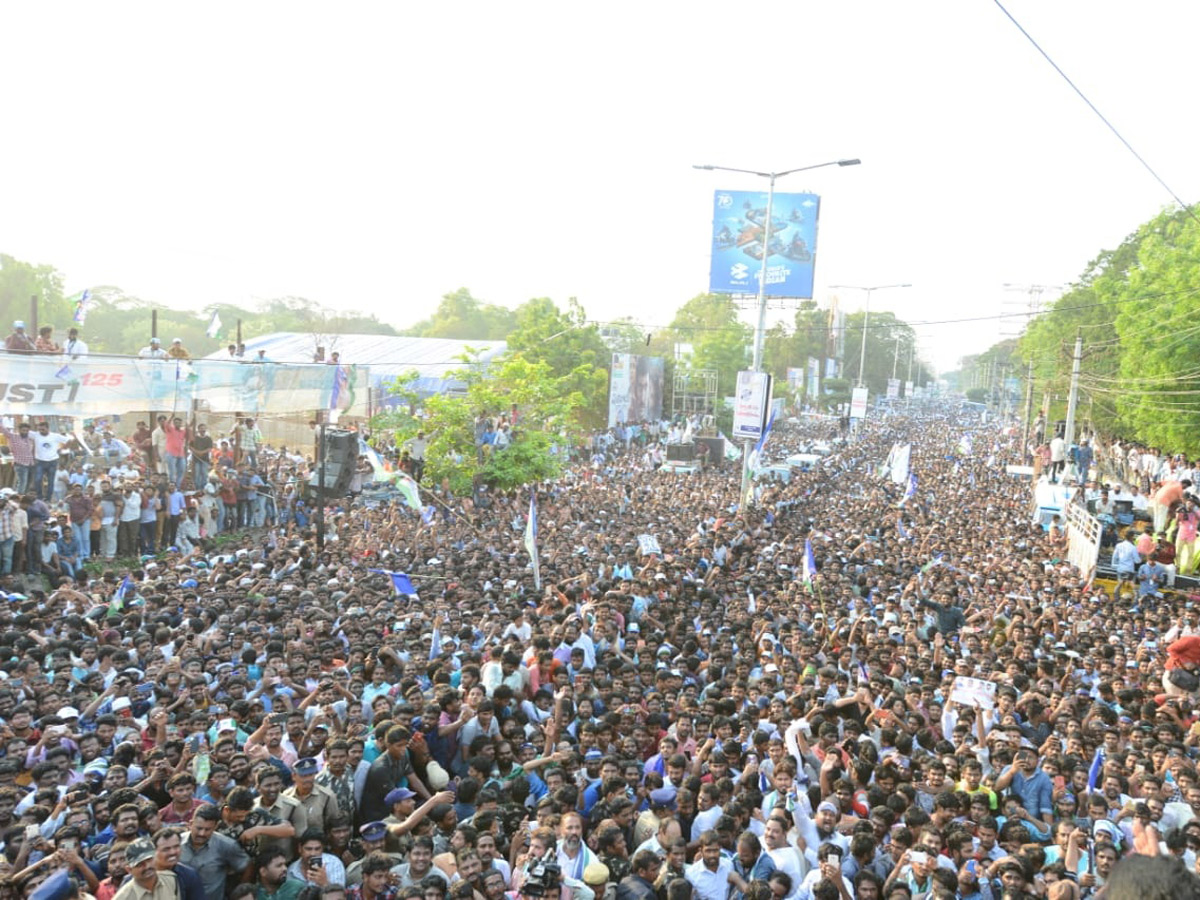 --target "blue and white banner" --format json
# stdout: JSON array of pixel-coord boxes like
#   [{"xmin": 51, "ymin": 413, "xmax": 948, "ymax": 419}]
[
  {"xmin": 709, "ymin": 190, "xmax": 821, "ymax": 298},
  {"xmin": 0, "ymin": 355, "xmax": 368, "ymax": 416}
]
